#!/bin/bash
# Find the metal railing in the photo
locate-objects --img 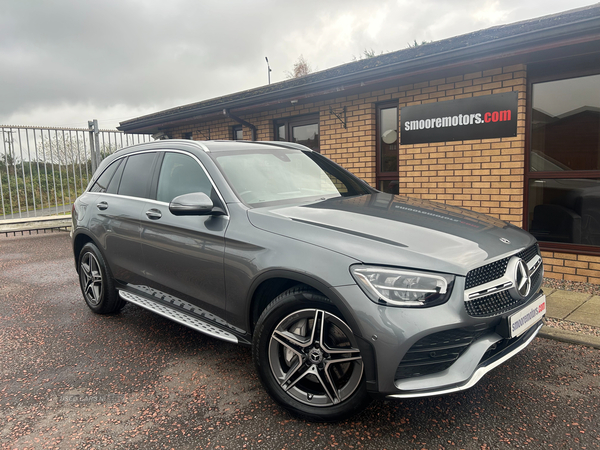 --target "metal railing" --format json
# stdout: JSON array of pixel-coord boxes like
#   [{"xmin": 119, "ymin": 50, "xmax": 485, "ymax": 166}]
[{"xmin": 1, "ymin": 121, "xmax": 152, "ymax": 220}]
